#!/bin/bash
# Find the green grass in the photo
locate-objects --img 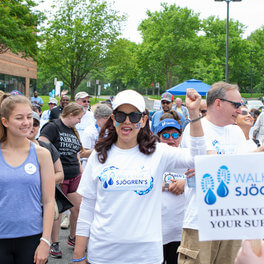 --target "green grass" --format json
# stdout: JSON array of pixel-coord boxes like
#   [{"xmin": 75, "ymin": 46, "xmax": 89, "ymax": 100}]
[{"xmin": 40, "ymin": 96, "xmax": 104, "ymax": 111}]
